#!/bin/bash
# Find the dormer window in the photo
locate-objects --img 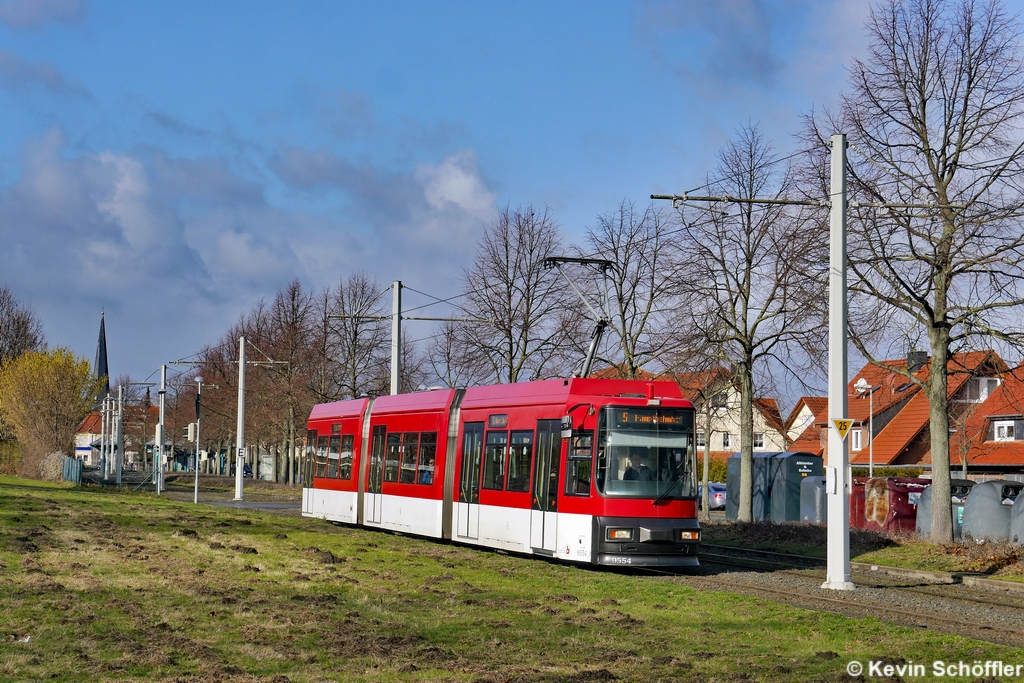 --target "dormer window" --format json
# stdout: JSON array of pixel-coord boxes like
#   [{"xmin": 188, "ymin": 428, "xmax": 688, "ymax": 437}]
[
  {"xmin": 994, "ymin": 420, "xmax": 1015, "ymax": 441},
  {"xmin": 958, "ymin": 377, "xmax": 1001, "ymax": 403}
]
